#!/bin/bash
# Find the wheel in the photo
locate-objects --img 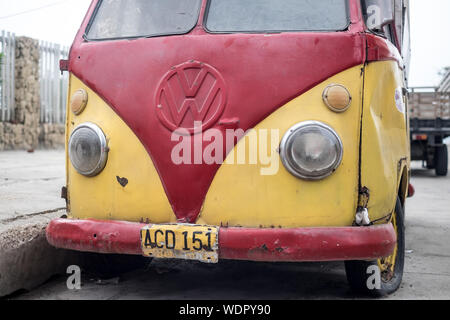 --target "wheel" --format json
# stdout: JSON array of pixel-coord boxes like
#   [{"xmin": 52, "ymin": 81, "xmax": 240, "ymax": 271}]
[
  {"xmin": 80, "ymin": 253, "xmax": 150, "ymax": 279},
  {"xmin": 435, "ymin": 145, "xmax": 448, "ymax": 176},
  {"xmin": 345, "ymin": 197, "xmax": 405, "ymax": 297}
]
